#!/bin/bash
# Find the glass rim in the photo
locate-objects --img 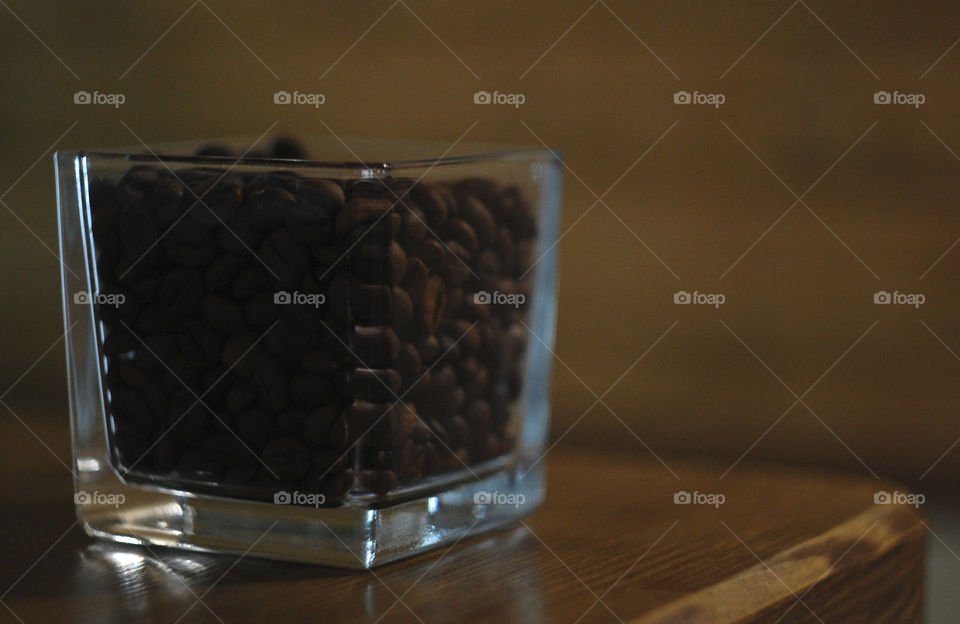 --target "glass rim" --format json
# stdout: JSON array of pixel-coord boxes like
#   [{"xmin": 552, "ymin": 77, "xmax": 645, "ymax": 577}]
[{"xmin": 55, "ymin": 145, "xmax": 563, "ymax": 173}]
